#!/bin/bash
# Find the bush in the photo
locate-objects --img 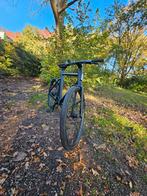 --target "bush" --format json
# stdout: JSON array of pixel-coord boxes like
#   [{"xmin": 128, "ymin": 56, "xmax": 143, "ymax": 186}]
[
  {"xmin": 40, "ymin": 26, "xmax": 109, "ymax": 87},
  {"xmin": 122, "ymin": 76, "xmax": 147, "ymax": 93},
  {"xmin": 0, "ymin": 40, "xmax": 41, "ymax": 77}
]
